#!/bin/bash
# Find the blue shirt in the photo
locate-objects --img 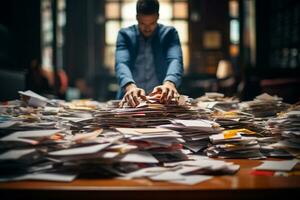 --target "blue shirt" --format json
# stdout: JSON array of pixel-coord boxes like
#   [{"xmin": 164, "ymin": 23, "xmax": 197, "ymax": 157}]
[
  {"xmin": 133, "ymin": 34, "xmax": 159, "ymax": 94},
  {"xmin": 115, "ymin": 24, "xmax": 183, "ymax": 99}
]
